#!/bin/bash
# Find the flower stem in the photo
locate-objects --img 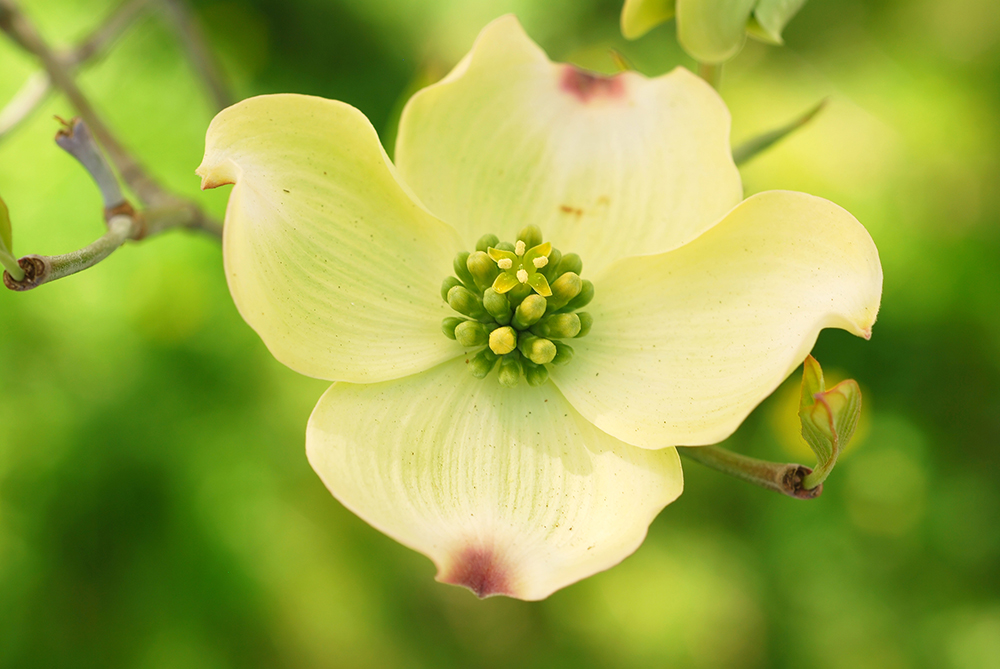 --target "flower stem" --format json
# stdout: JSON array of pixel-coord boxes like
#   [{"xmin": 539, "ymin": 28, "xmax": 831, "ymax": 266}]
[
  {"xmin": 697, "ymin": 62, "xmax": 722, "ymax": 90},
  {"xmin": 677, "ymin": 445, "xmax": 822, "ymax": 500}
]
